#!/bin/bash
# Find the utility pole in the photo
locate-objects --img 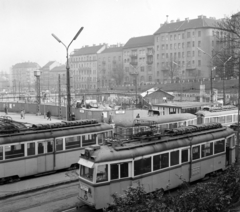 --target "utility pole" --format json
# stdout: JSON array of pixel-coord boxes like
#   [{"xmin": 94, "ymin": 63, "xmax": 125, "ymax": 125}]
[
  {"xmin": 58, "ymin": 74, "xmax": 62, "ymax": 119},
  {"xmin": 237, "ymin": 57, "xmax": 240, "ymax": 165}
]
